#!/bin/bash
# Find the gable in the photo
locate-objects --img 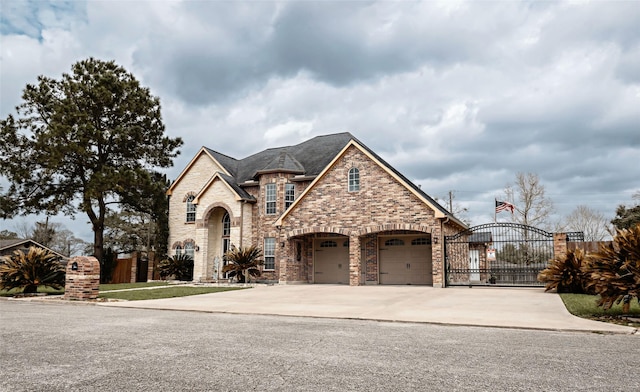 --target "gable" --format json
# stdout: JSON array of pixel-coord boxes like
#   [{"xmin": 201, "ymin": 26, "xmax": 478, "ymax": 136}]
[
  {"xmin": 276, "ymin": 140, "xmax": 465, "ymax": 228},
  {"xmin": 0, "ymin": 239, "xmax": 67, "ymax": 259},
  {"xmin": 194, "ymin": 172, "xmax": 255, "ymax": 204},
  {"xmin": 167, "ymin": 147, "xmax": 231, "ymax": 196}
]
